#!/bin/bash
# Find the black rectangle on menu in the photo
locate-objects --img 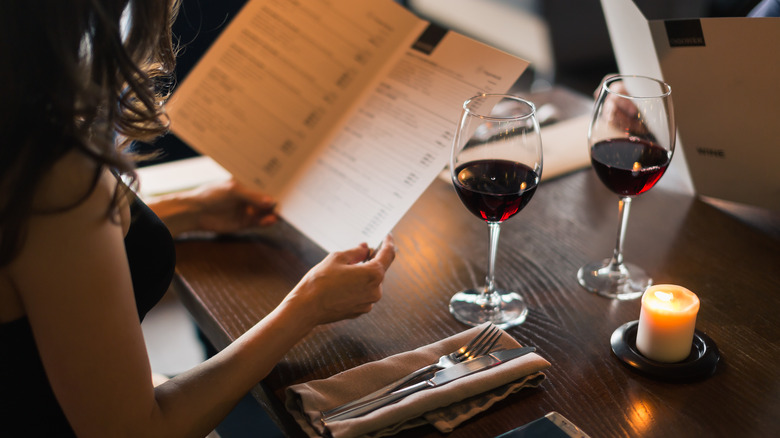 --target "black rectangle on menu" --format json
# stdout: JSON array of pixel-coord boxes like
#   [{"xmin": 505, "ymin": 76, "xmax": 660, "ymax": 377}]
[
  {"xmin": 665, "ymin": 19, "xmax": 706, "ymax": 47},
  {"xmin": 412, "ymin": 23, "xmax": 448, "ymax": 55}
]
